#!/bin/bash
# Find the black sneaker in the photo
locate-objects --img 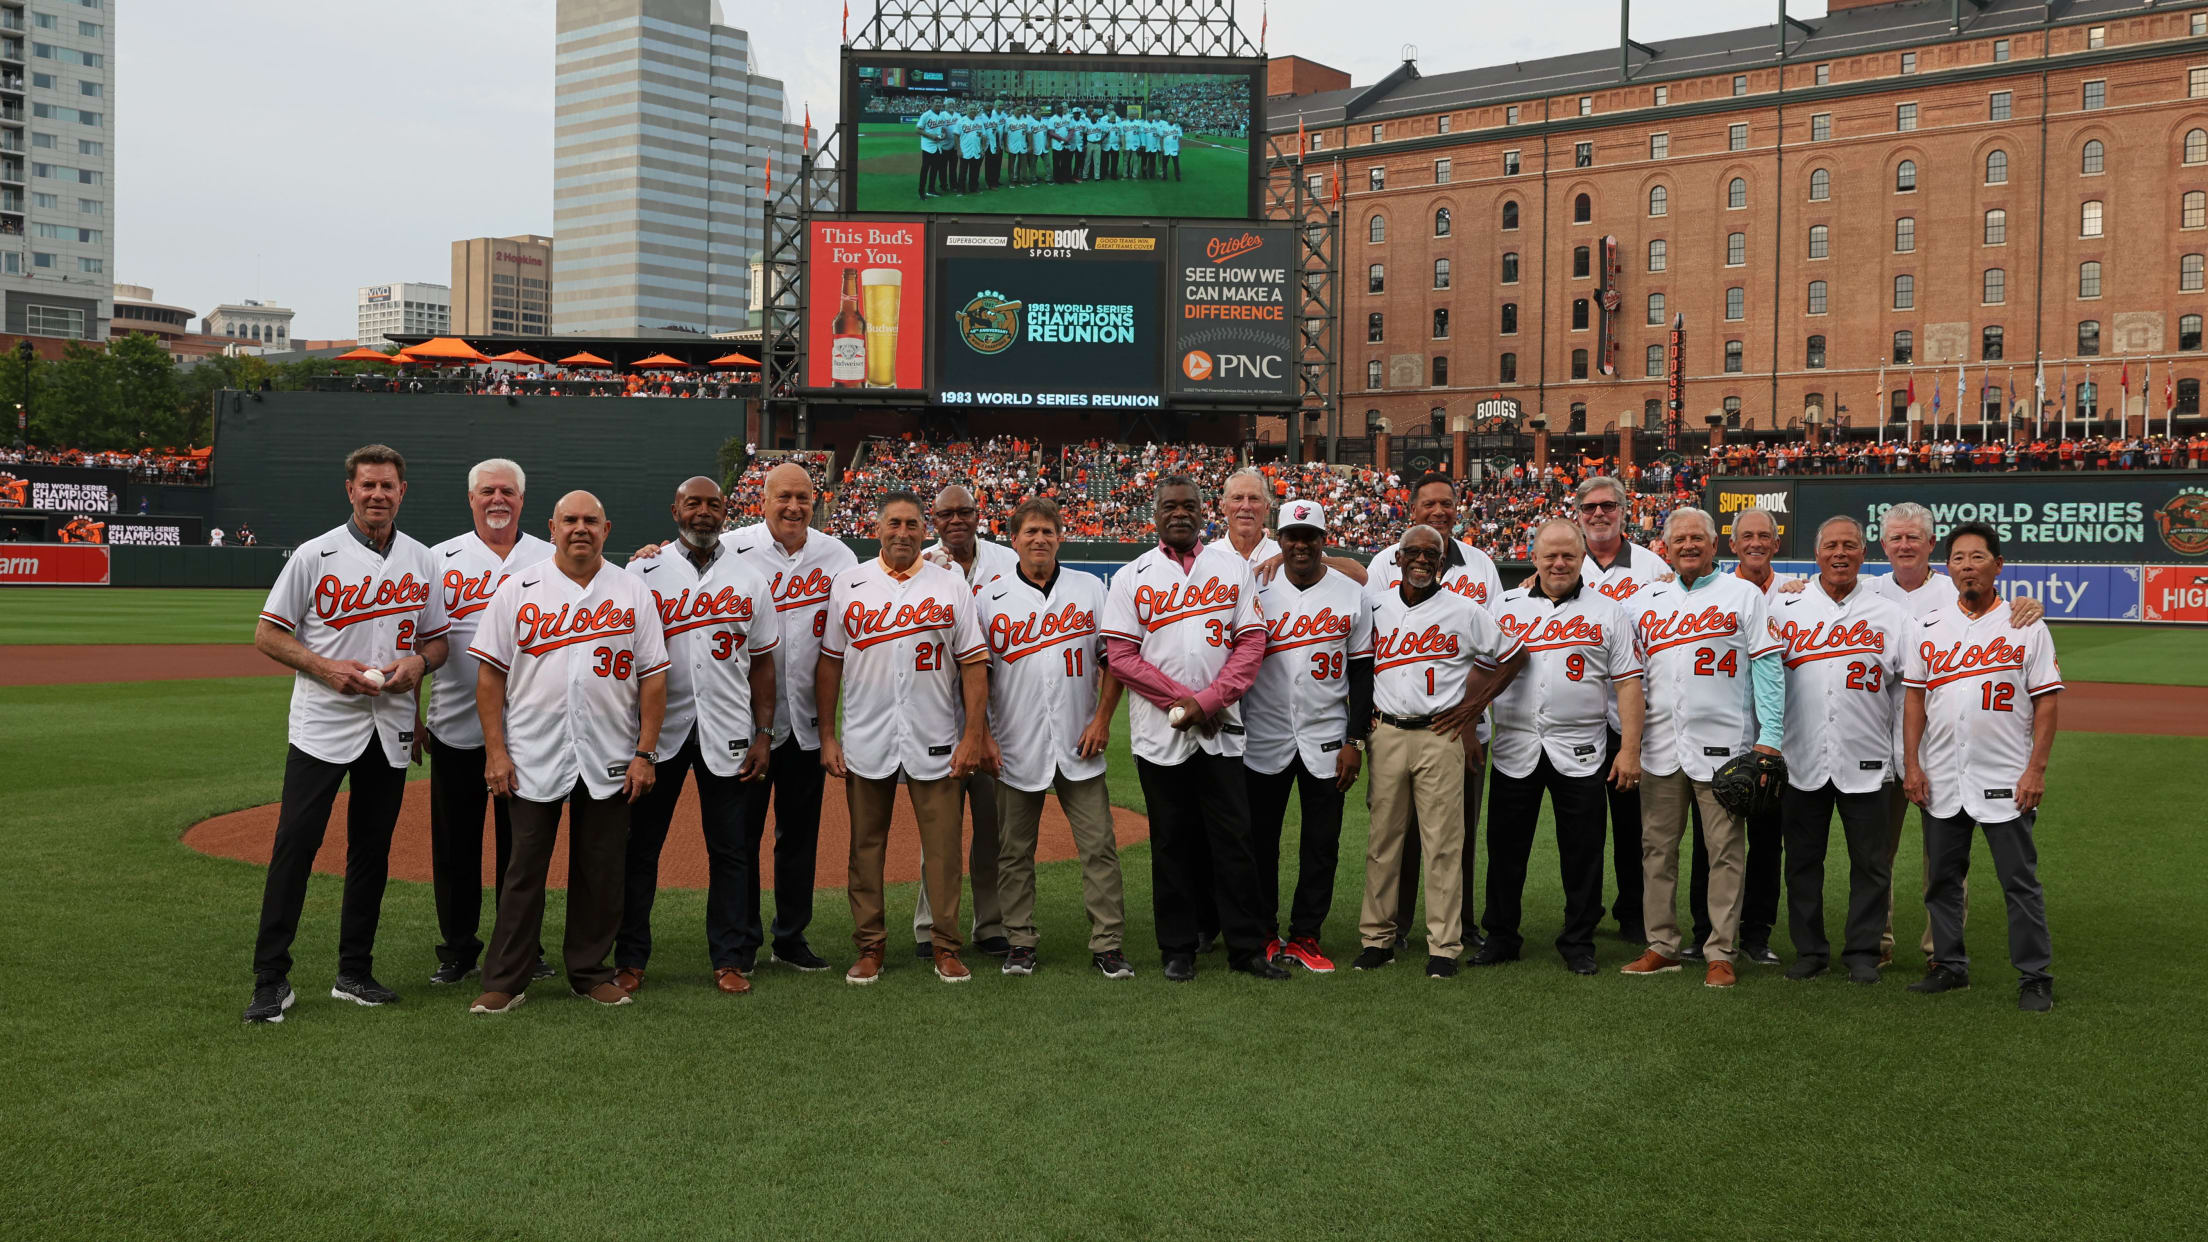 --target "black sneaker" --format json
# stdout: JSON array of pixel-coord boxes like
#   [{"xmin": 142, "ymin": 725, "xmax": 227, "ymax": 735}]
[
  {"xmin": 1616, "ymin": 921, "xmax": 1647, "ymax": 945},
  {"xmin": 731, "ymin": 948, "xmax": 759, "ymax": 976},
  {"xmin": 1740, "ymin": 943, "xmax": 1783, "ymax": 967},
  {"xmin": 1785, "ymin": 958, "xmax": 1829, "ymax": 981},
  {"xmin": 974, "ymin": 935, "xmax": 1013, "ymax": 958},
  {"xmin": 428, "ymin": 962, "xmax": 477, "ymax": 986},
  {"xmin": 330, "ymin": 974, "xmax": 399, "ymax": 1007},
  {"xmin": 2018, "ymin": 979, "xmax": 2054, "ymax": 1012},
  {"xmin": 1163, "ymin": 954, "xmax": 1197, "ymax": 983},
  {"xmin": 1233, "ymin": 957, "xmax": 1291, "ymax": 981},
  {"xmin": 1002, "ymin": 945, "xmax": 1038, "ymax": 976},
  {"xmin": 1425, "ymin": 955, "xmax": 1459, "ymax": 979},
  {"xmin": 1092, "ymin": 949, "xmax": 1135, "ymax": 980},
  {"xmin": 1847, "ymin": 961, "xmax": 1883, "ymax": 985},
  {"xmin": 1194, "ymin": 931, "xmax": 1220, "ymax": 956},
  {"xmin": 1678, "ymin": 943, "xmax": 1707, "ymax": 963},
  {"xmin": 913, "ymin": 941, "xmax": 935, "ymax": 960},
  {"xmin": 243, "ymin": 980, "xmax": 294, "ymax": 1024},
  {"xmin": 1351, "ymin": 946, "xmax": 1395, "ymax": 971},
  {"xmin": 770, "ymin": 942, "xmax": 827, "ymax": 972},
  {"xmin": 1907, "ymin": 964, "xmax": 1971, "ymax": 995},
  {"xmin": 1563, "ymin": 953, "xmax": 1599, "ymax": 976},
  {"xmin": 531, "ymin": 956, "xmax": 557, "ymax": 981},
  {"xmin": 1469, "ymin": 941, "xmax": 1520, "ymax": 967}
]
